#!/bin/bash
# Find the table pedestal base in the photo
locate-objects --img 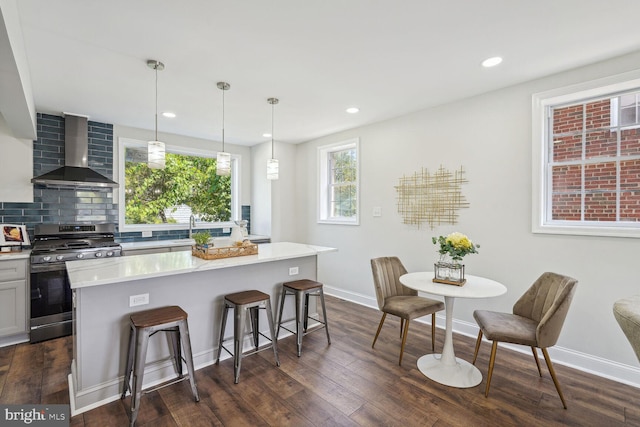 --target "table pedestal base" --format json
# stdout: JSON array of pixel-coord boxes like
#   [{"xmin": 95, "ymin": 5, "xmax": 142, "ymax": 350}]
[{"xmin": 417, "ymin": 354, "xmax": 482, "ymax": 388}]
